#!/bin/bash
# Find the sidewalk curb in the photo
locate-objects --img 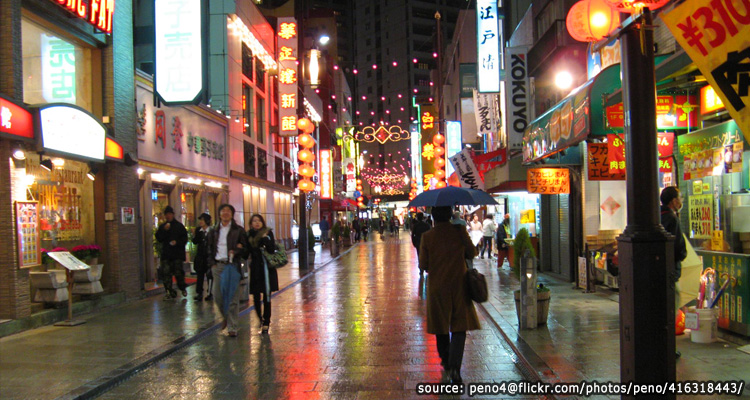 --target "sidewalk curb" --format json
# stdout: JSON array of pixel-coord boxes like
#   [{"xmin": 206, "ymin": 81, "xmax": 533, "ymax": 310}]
[{"xmin": 54, "ymin": 244, "xmax": 360, "ymax": 400}]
